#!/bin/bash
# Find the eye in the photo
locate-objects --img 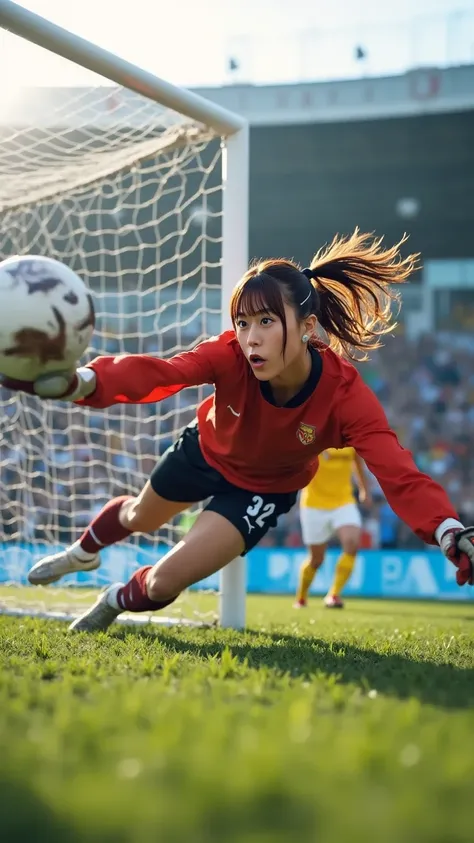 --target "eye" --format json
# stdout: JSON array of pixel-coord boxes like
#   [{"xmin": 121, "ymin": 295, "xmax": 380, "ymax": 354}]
[
  {"xmin": 261, "ymin": 316, "xmax": 274, "ymax": 326},
  {"xmin": 236, "ymin": 319, "xmax": 248, "ymax": 329}
]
